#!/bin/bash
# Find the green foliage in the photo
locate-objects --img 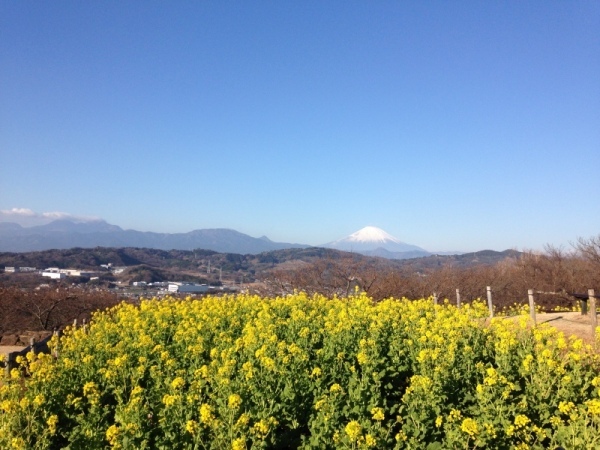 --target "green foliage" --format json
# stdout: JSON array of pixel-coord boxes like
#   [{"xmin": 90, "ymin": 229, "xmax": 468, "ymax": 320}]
[{"xmin": 1, "ymin": 294, "xmax": 599, "ymax": 449}]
